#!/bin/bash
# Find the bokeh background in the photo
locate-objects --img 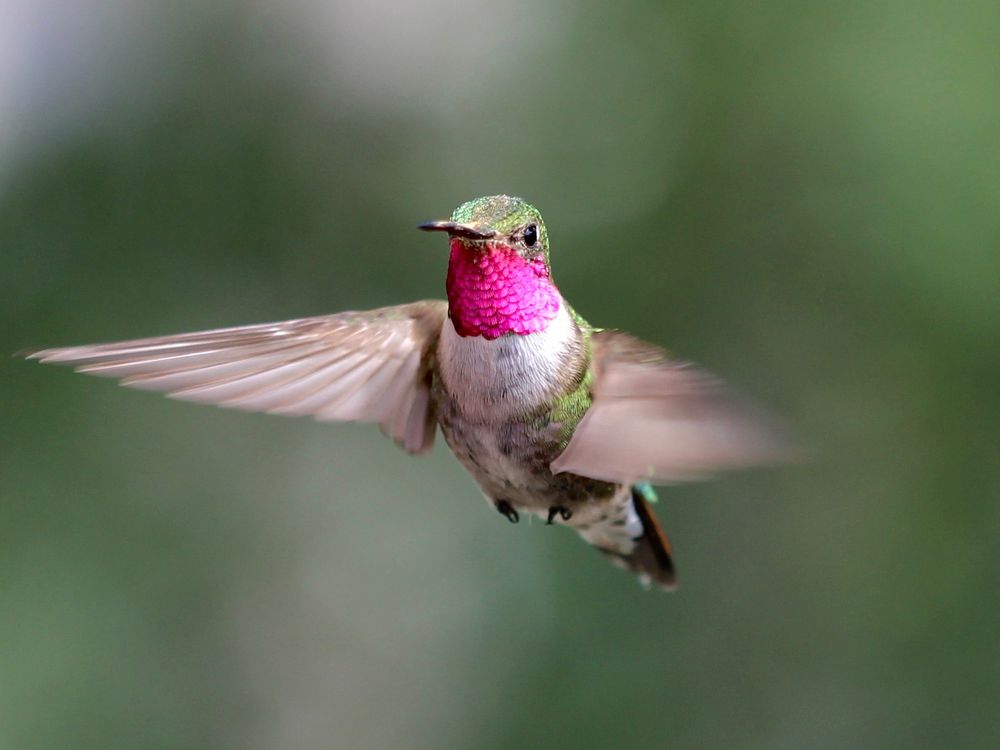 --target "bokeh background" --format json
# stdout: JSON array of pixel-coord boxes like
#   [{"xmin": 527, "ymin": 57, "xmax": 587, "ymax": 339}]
[{"xmin": 2, "ymin": 1, "xmax": 998, "ymax": 748}]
